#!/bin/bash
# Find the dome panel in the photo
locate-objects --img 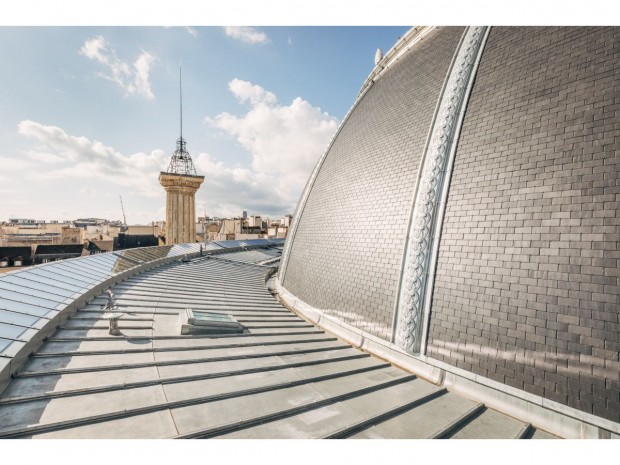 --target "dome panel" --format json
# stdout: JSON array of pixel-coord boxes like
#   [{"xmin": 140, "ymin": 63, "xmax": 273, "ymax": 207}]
[
  {"xmin": 283, "ymin": 27, "xmax": 466, "ymax": 340},
  {"xmin": 428, "ymin": 26, "xmax": 620, "ymax": 423}
]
